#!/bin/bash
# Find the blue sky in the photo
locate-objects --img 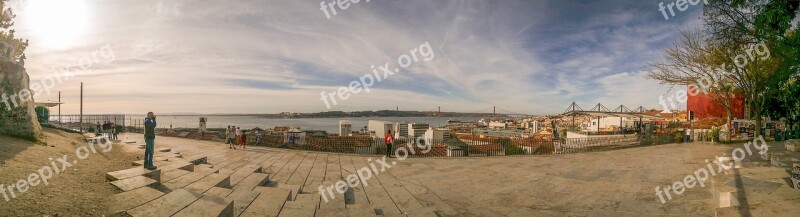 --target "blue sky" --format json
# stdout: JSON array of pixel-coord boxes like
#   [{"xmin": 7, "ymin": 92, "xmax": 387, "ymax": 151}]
[{"xmin": 12, "ymin": 0, "xmax": 707, "ymax": 115}]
